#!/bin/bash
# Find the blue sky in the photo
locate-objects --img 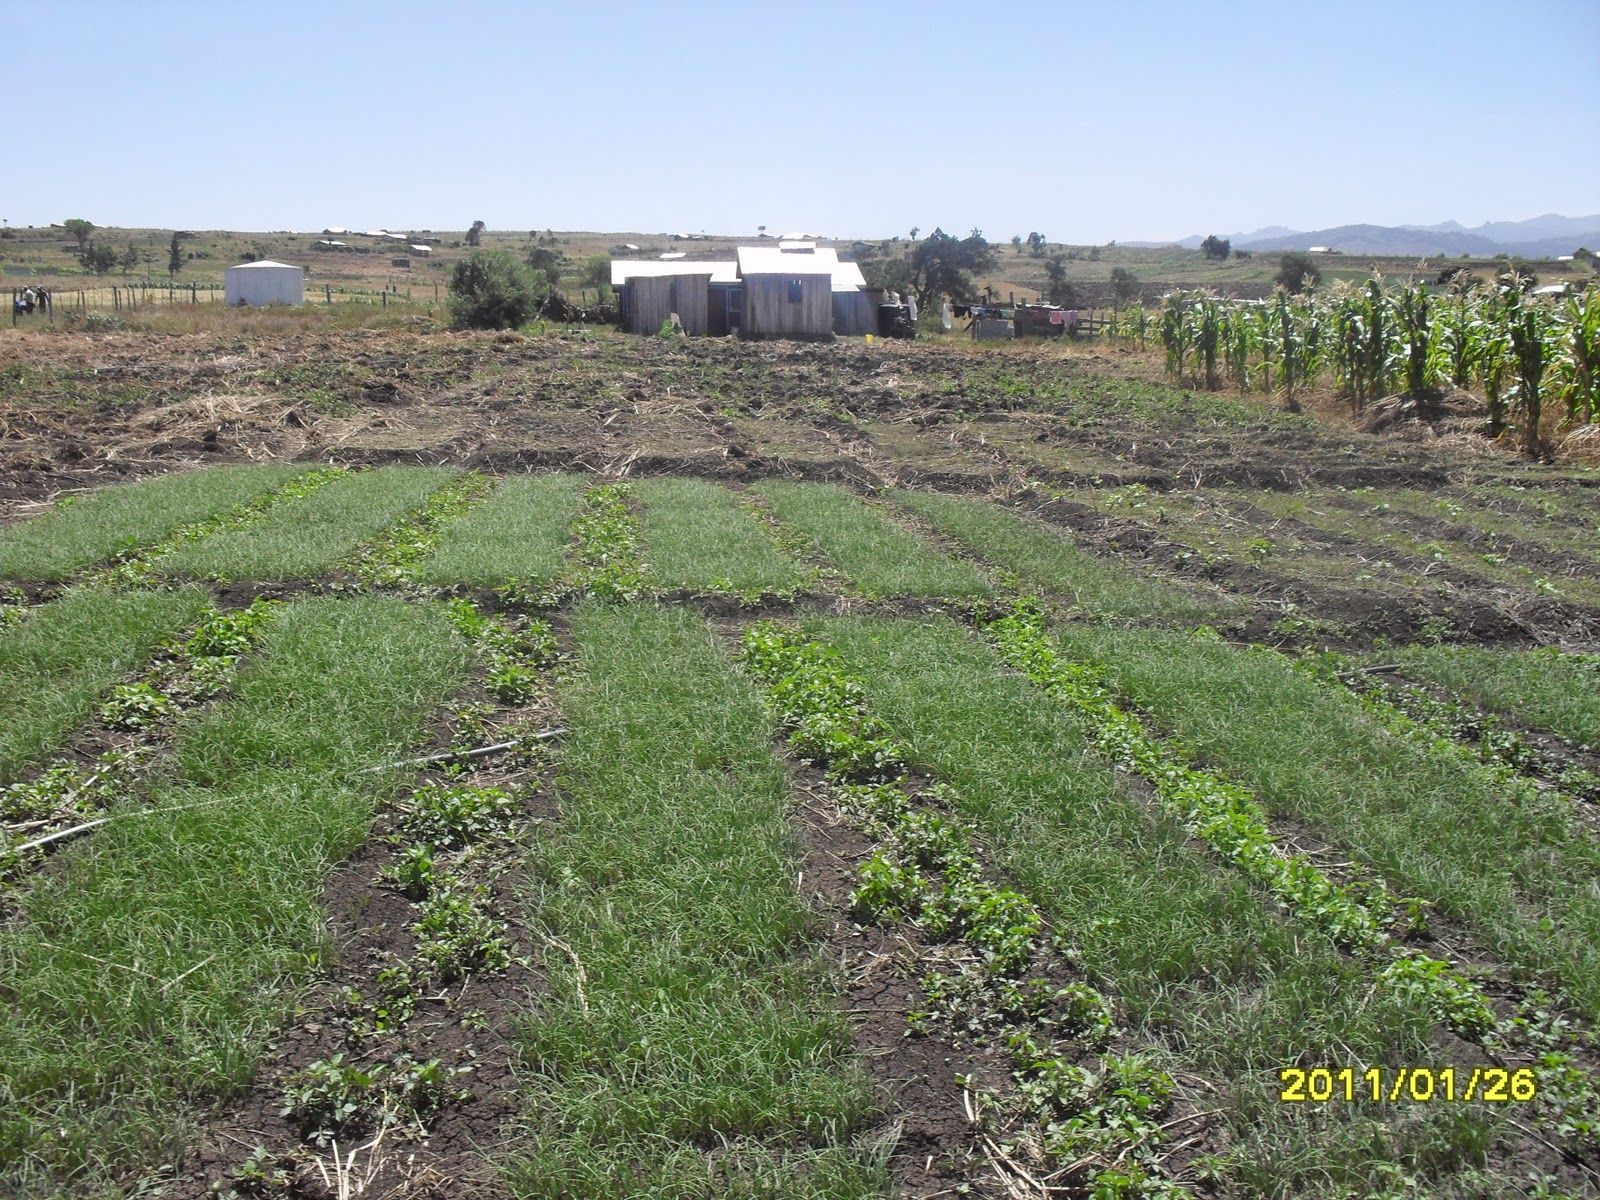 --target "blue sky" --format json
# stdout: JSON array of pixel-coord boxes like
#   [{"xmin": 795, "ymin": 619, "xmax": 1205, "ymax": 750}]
[{"xmin": 7, "ymin": 0, "xmax": 1598, "ymax": 242}]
